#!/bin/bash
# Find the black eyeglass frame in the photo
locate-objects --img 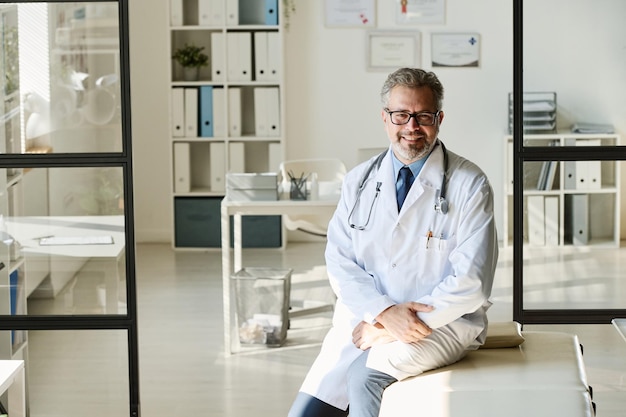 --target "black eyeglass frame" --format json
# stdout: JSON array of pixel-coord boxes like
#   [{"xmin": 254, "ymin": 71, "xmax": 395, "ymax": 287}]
[{"xmin": 384, "ymin": 108, "xmax": 441, "ymax": 126}]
